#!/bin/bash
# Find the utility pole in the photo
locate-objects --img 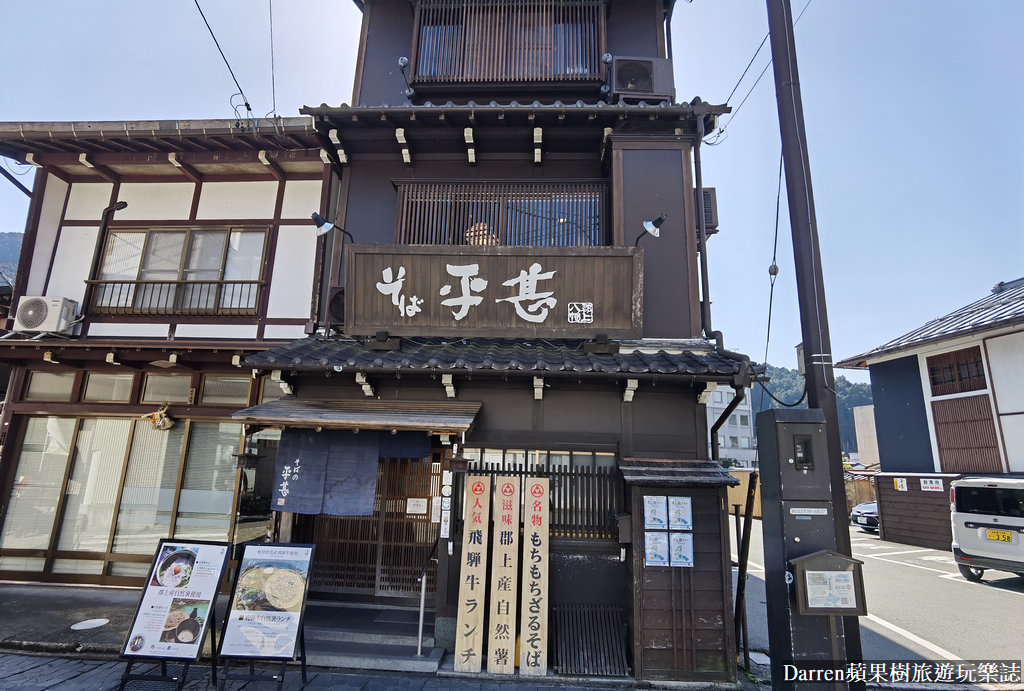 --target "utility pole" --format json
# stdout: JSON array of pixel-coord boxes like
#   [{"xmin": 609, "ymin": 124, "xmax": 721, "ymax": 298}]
[{"xmin": 765, "ymin": 0, "xmax": 863, "ymax": 669}]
